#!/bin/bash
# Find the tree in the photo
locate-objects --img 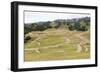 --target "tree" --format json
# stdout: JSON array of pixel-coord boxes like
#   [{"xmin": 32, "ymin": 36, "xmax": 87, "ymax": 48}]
[
  {"xmin": 79, "ymin": 21, "xmax": 88, "ymax": 31},
  {"xmin": 68, "ymin": 23, "xmax": 75, "ymax": 31},
  {"xmin": 24, "ymin": 26, "xmax": 32, "ymax": 34},
  {"xmin": 24, "ymin": 17, "xmax": 90, "ymax": 33},
  {"xmin": 24, "ymin": 35, "xmax": 31, "ymax": 43}
]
